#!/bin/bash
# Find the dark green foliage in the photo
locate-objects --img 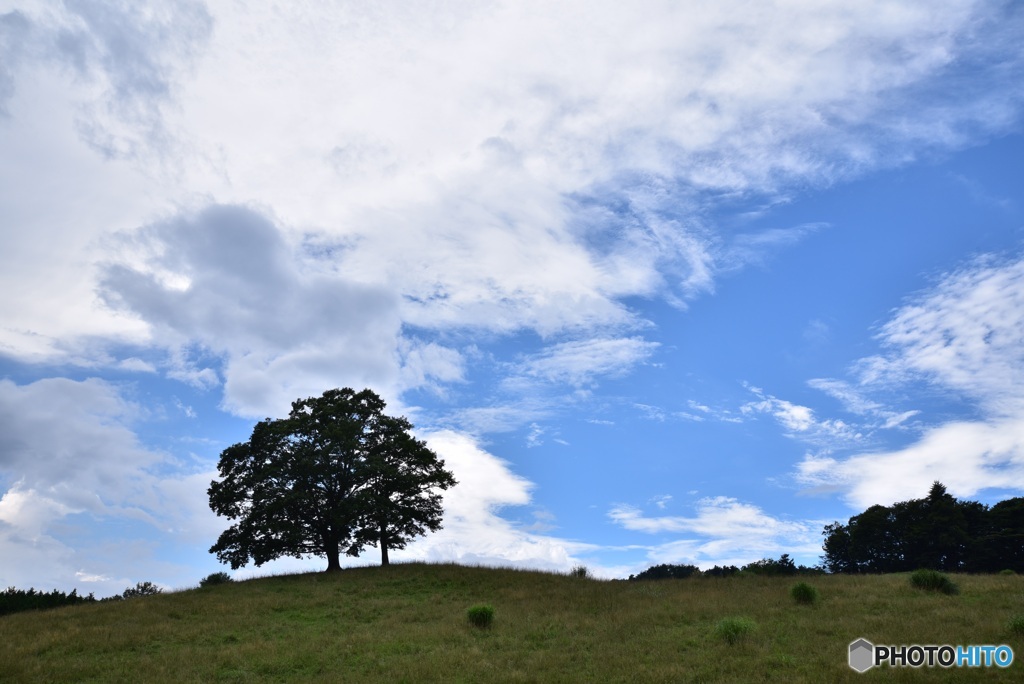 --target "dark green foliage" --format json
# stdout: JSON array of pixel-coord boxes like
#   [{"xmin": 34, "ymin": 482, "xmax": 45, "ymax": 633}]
[
  {"xmin": 909, "ymin": 569, "xmax": 959, "ymax": 595},
  {"xmin": 209, "ymin": 388, "xmax": 456, "ymax": 571},
  {"xmin": 713, "ymin": 616, "xmax": 756, "ymax": 644},
  {"xmin": 742, "ymin": 554, "xmax": 797, "ymax": 576},
  {"xmin": 199, "ymin": 572, "xmax": 234, "ymax": 587},
  {"xmin": 628, "ymin": 563, "xmax": 701, "ymax": 580},
  {"xmin": 1007, "ymin": 615, "xmax": 1024, "ymax": 636},
  {"xmin": 466, "ymin": 604, "xmax": 494, "ymax": 628},
  {"xmin": 570, "ymin": 565, "xmax": 590, "ymax": 578},
  {"xmin": 0, "ymin": 587, "xmax": 96, "ymax": 616},
  {"xmin": 703, "ymin": 565, "xmax": 740, "ymax": 578},
  {"xmin": 822, "ymin": 482, "xmax": 1024, "ymax": 574},
  {"xmin": 999, "ymin": 569, "xmax": 1016, "ymax": 576},
  {"xmin": 122, "ymin": 582, "xmax": 162, "ymax": 599},
  {"xmin": 790, "ymin": 582, "xmax": 819, "ymax": 605}
]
